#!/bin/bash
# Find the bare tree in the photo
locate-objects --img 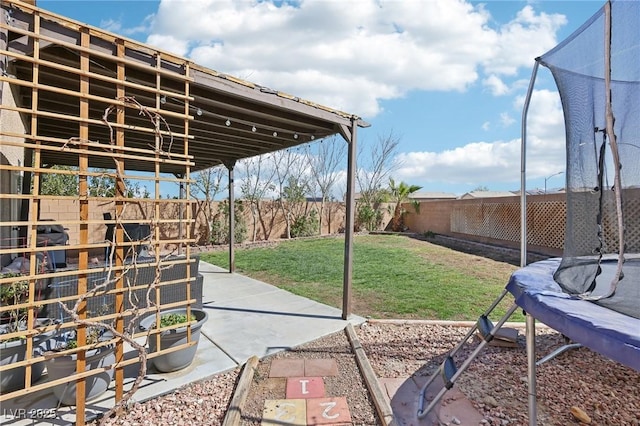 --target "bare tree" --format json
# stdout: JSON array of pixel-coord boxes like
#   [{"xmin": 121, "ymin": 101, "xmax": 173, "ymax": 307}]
[
  {"xmin": 355, "ymin": 131, "xmax": 401, "ymax": 230},
  {"xmin": 191, "ymin": 166, "xmax": 227, "ymax": 244},
  {"xmin": 238, "ymin": 156, "xmax": 276, "ymax": 241},
  {"xmin": 306, "ymin": 136, "xmax": 346, "ymax": 235},
  {"xmin": 272, "ymin": 149, "xmax": 312, "ymax": 239},
  {"xmin": 357, "ymin": 131, "xmax": 400, "ymax": 198}
]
